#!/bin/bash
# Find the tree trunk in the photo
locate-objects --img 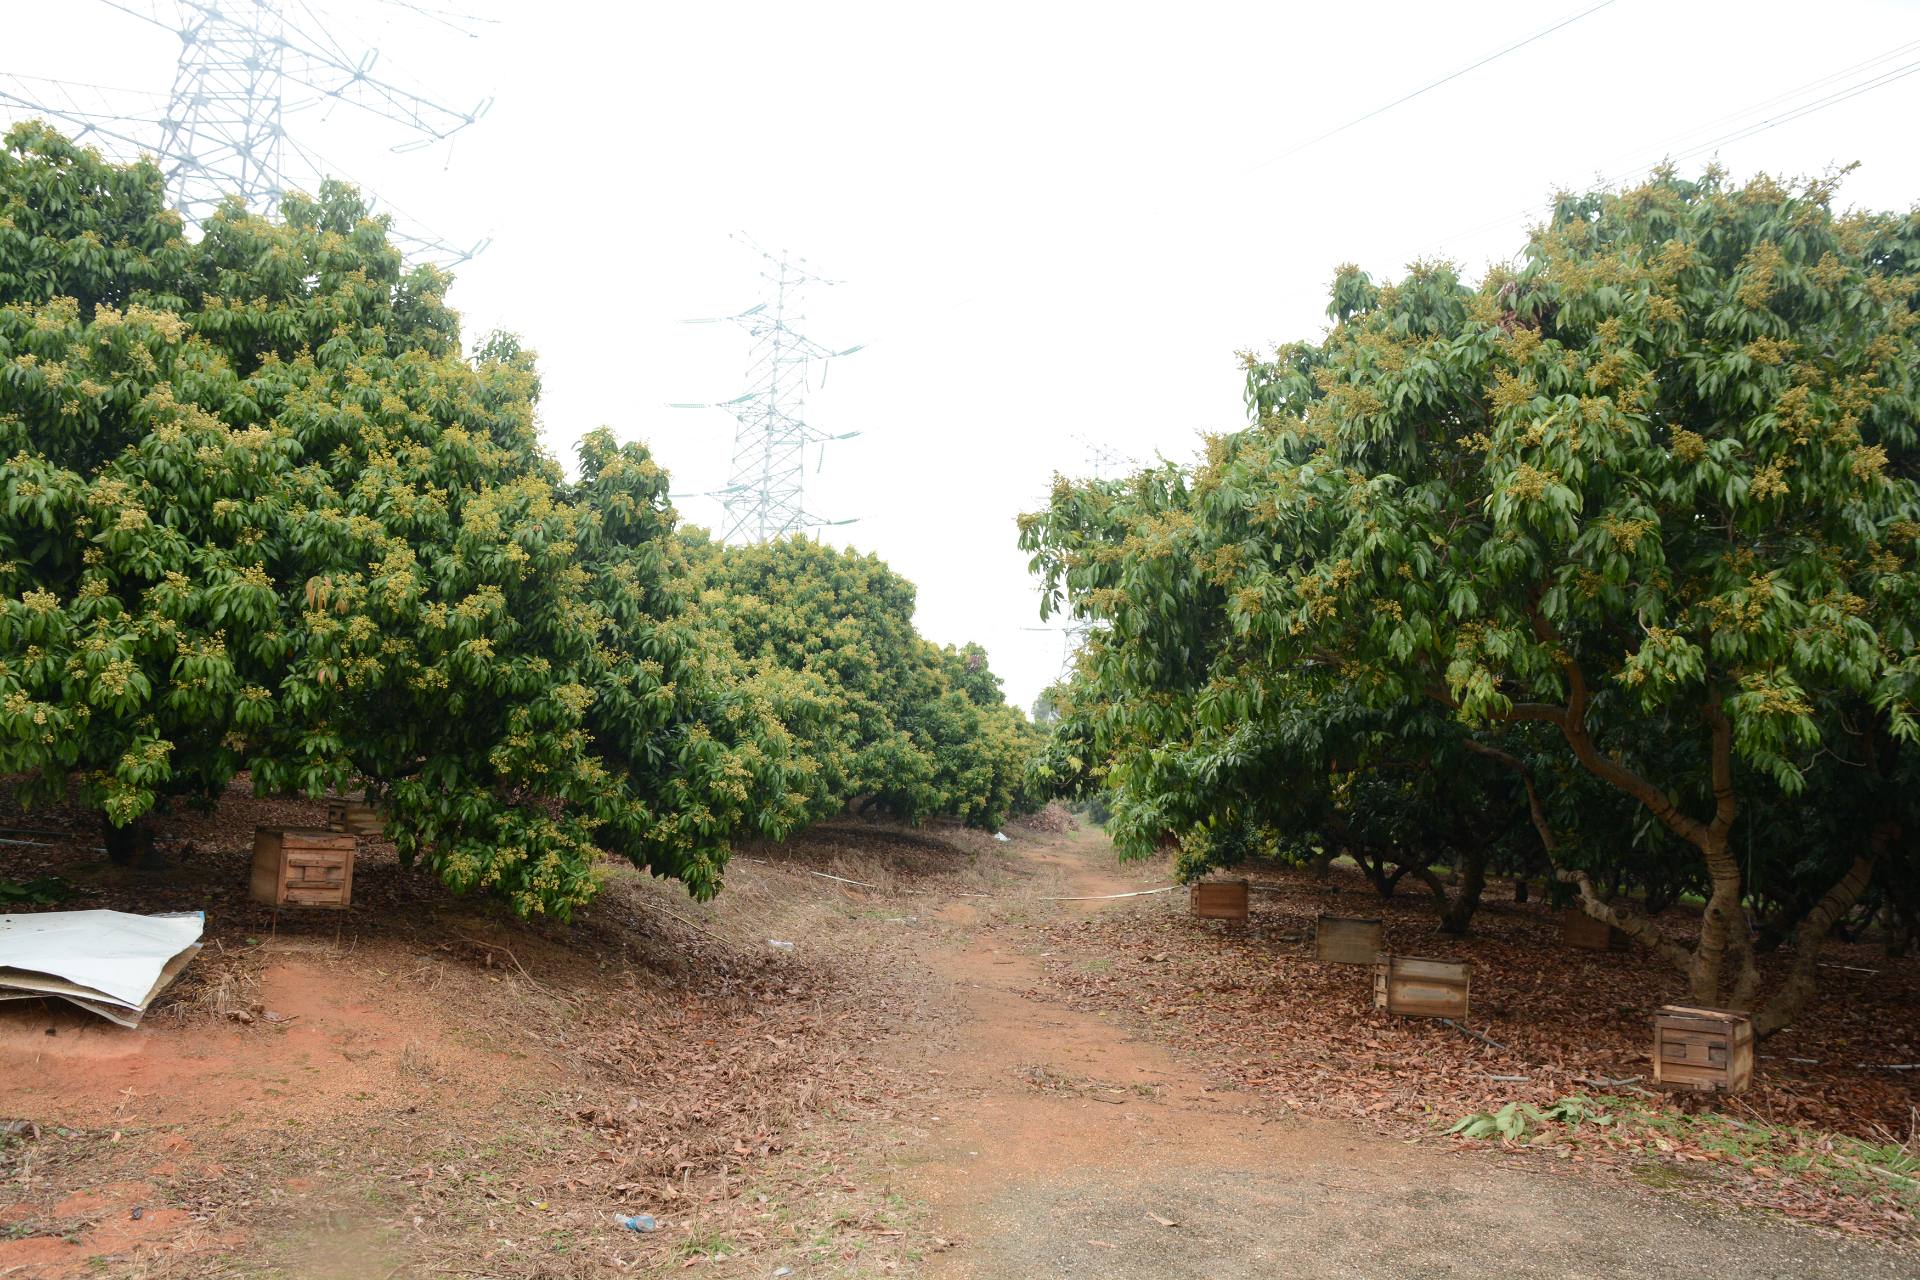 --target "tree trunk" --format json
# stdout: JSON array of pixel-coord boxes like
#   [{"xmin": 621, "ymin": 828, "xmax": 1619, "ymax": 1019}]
[
  {"xmin": 1354, "ymin": 850, "xmax": 1406, "ymax": 899},
  {"xmin": 1460, "ymin": 617, "xmax": 1750, "ymax": 998},
  {"xmin": 1550, "ymin": 682, "xmax": 1749, "ymax": 1005},
  {"xmin": 1461, "ymin": 738, "xmax": 1693, "ymax": 973},
  {"xmin": 1690, "ymin": 841, "xmax": 1750, "ymax": 1005},
  {"xmin": 1440, "ymin": 845, "xmax": 1490, "ymax": 935},
  {"xmin": 1883, "ymin": 872, "xmax": 1918, "ymax": 958},
  {"xmin": 1455, "ymin": 639, "xmax": 1892, "ymax": 1033},
  {"xmin": 102, "ymin": 817, "xmax": 156, "ymax": 867},
  {"xmin": 1513, "ymin": 876, "xmax": 1529, "ymax": 904},
  {"xmin": 1411, "ymin": 847, "xmax": 1492, "ymax": 935},
  {"xmin": 1752, "ymin": 833, "xmax": 1886, "ymax": 1036}
]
